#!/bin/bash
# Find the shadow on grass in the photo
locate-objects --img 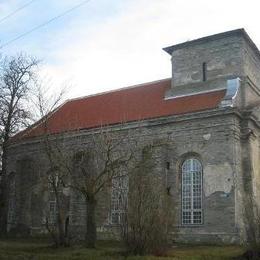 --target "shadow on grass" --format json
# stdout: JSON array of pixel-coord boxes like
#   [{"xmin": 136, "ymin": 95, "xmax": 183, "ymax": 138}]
[{"xmin": 0, "ymin": 238, "xmax": 246, "ymax": 260}]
